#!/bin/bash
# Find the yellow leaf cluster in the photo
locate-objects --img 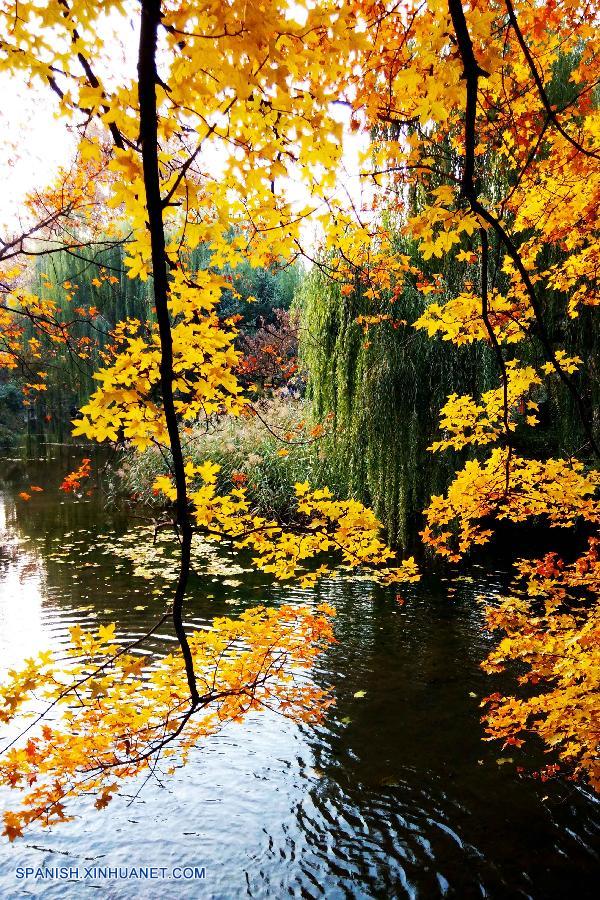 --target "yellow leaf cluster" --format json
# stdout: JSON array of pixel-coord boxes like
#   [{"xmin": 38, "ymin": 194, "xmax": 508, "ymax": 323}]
[
  {"xmin": 430, "ymin": 364, "xmax": 541, "ymax": 452},
  {"xmin": 481, "ymin": 539, "xmax": 600, "ymax": 788},
  {"xmin": 422, "ymin": 451, "xmax": 599, "ymax": 561},
  {"xmin": 414, "ymin": 291, "xmax": 531, "ymax": 346},
  {"xmin": 151, "ymin": 468, "xmax": 420, "ymax": 587},
  {"xmin": 73, "ymin": 299, "xmax": 245, "ymax": 449},
  {"xmin": 0, "ymin": 604, "xmax": 335, "ymax": 839}
]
